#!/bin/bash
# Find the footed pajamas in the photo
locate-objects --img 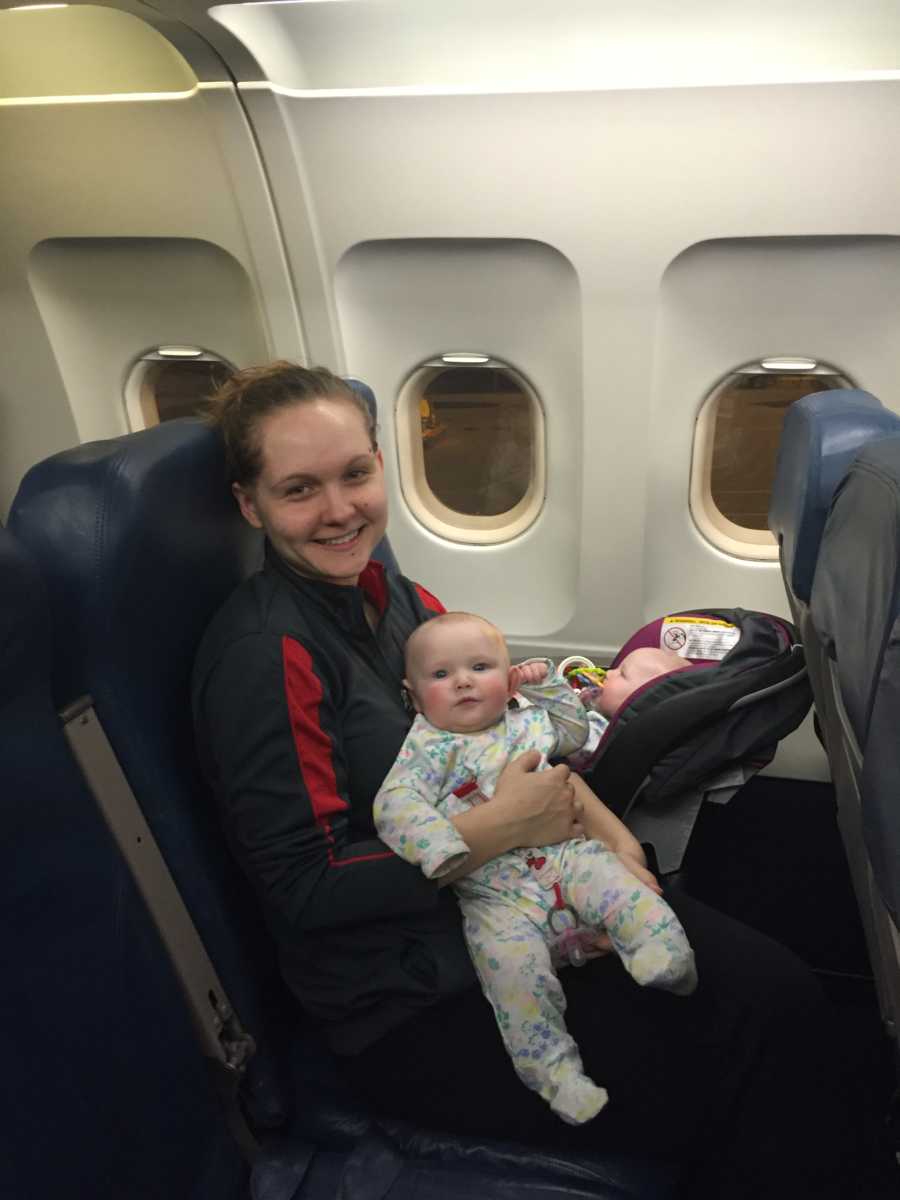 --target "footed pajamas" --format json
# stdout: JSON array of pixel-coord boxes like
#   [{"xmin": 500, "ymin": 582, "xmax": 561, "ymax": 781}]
[{"xmin": 374, "ymin": 662, "xmax": 697, "ymax": 1125}]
